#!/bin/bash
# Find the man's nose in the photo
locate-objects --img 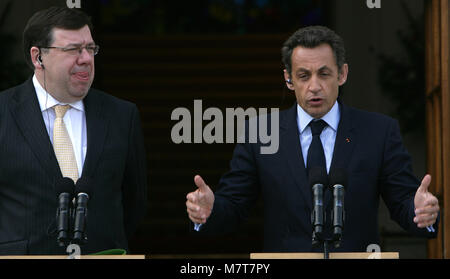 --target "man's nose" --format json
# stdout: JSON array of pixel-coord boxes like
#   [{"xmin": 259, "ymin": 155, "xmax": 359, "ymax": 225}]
[
  {"xmin": 308, "ymin": 75, "xmax": 321, "ymax": 93},
  {"xmin": 77, "ymin": 48, "xmax": 94, "ymax": 64}
]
